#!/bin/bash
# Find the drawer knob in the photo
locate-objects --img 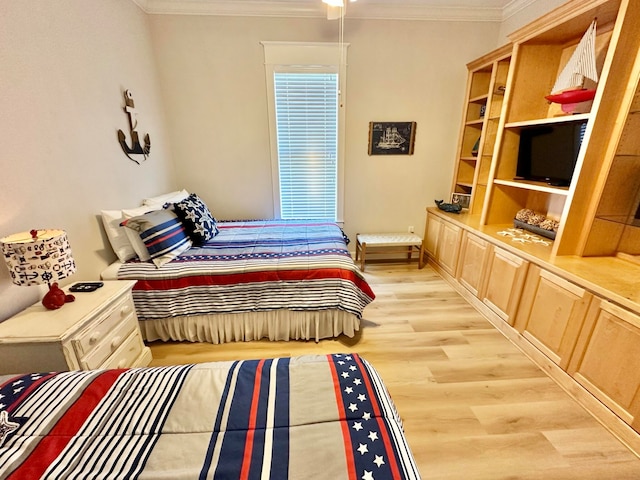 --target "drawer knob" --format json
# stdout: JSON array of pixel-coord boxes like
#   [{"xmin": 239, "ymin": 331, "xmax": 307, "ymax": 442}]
[
  {"xmin": 120, "ymin": 305, "xmax": 131, "ymax": 317},
  {"xmin": 111, "ymin": 336, "xmax": 122, "ymax": 349},
  {"xmin": 117, "ymin": 359, "xmax": 126, "ymax": 369},
  {"xmin": 89, "ymin": 333, "xmax": 100, "ymax": 345}
]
